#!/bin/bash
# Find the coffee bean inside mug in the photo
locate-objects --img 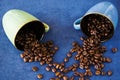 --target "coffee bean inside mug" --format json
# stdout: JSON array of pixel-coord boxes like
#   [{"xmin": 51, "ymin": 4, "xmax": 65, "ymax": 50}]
[{"xmin": 81, "ymin": 13, "xmax": 114, "ymax": 41}]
